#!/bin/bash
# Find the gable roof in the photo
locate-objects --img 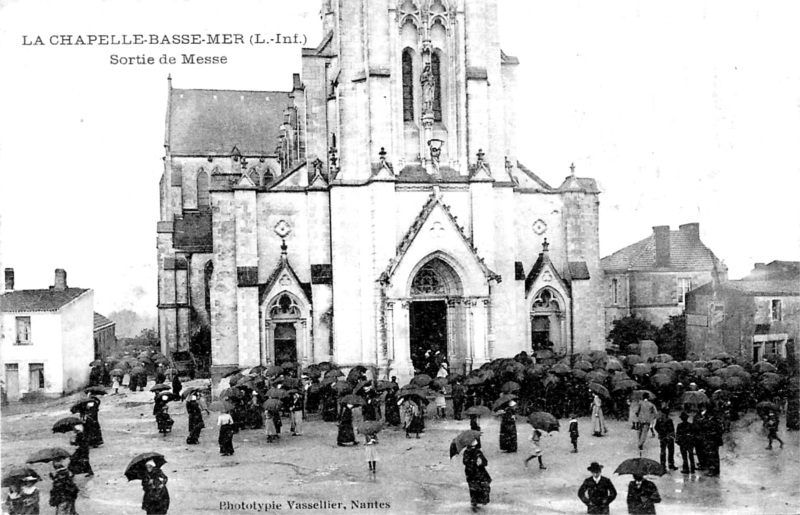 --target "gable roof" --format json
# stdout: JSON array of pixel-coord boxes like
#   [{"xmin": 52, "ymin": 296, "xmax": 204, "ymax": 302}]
[
  {"xmin": 525, "ymin": 247, "xmax": 570, "ymax": 296},
  {"xmin": 94, "ymin": 312, "xmax": 115, "ymax": 331},
  {"xmin": 0, "ymin": 288, "xmax": 89, "ymax": 313},
  {"xmin": 601, "ymin": 228, "xmax": 726, "ymax": 272},
  {"xmin": 514, "ymin": 162, "xmax": 553, "ymax": 190},
  {"xmin": 167, "ymin": 88, "xmax": 292, "ymax": 155},
  {"xmin": 691, "ymin": 279, "xmax": 799, "ymax": 297}
]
